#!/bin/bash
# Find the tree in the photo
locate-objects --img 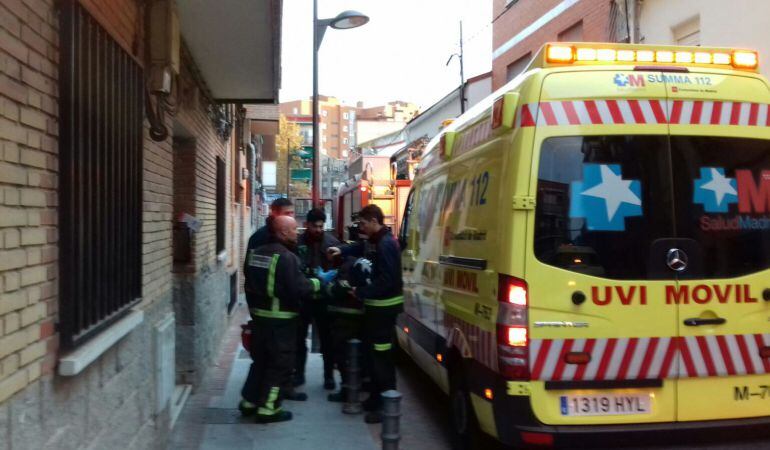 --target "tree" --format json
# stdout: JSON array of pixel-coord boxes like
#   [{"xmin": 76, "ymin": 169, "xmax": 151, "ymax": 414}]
[{"xmin": 275, "ymin": 114, "xmax": 304, "ymax": 195}]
